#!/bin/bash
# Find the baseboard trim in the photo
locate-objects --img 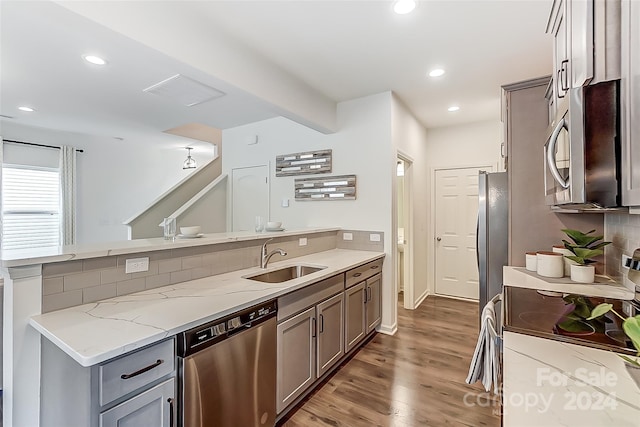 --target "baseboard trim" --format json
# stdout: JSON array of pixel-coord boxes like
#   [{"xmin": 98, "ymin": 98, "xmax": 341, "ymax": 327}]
[
  {"xmin": 433, "ymin": 293, "xmax": 479, "ymax": 303},
  {"xmin": 378, "ymin": 322, "xmax": 397, "ymax": 336},
  {"xmin": 414, "ymin": 289, "xmax": 429, "ymax": 308}
]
